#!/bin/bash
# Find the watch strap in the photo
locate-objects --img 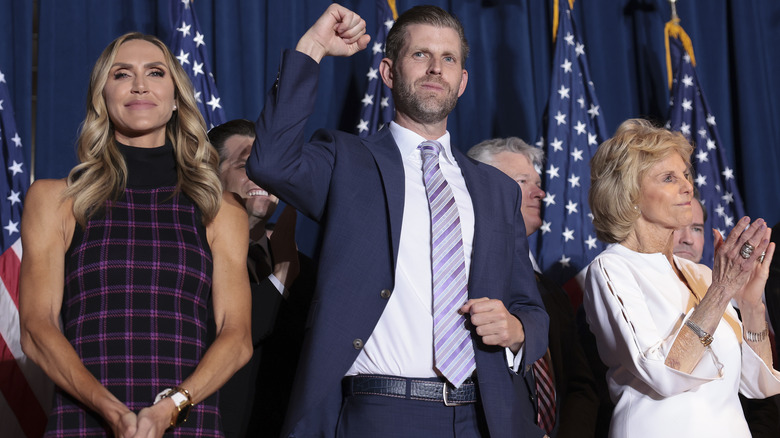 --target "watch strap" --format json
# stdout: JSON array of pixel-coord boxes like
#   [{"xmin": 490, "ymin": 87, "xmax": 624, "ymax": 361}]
[
  {"xmin": 168, "ymin": 390, "xmax": 188, "ymax": 408},
  {"xmin": 153, "ymin": 387, "xmax": 192, "ymax": 427}
]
